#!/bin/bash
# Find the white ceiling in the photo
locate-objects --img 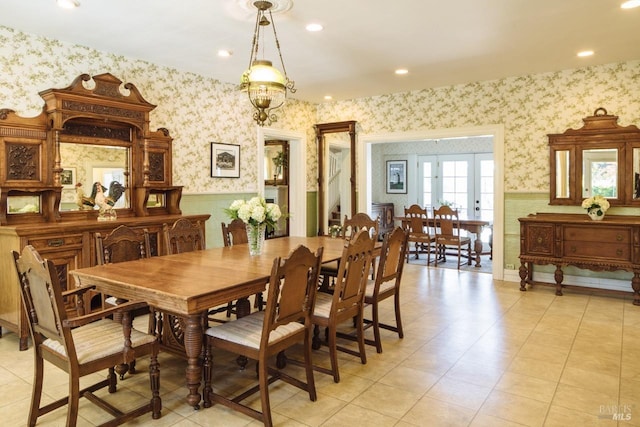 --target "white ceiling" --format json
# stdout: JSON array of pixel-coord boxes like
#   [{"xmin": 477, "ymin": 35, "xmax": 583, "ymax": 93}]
[{"xmin": 1, "ymin": 0, "xmax": 639, "ymax": 104}]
